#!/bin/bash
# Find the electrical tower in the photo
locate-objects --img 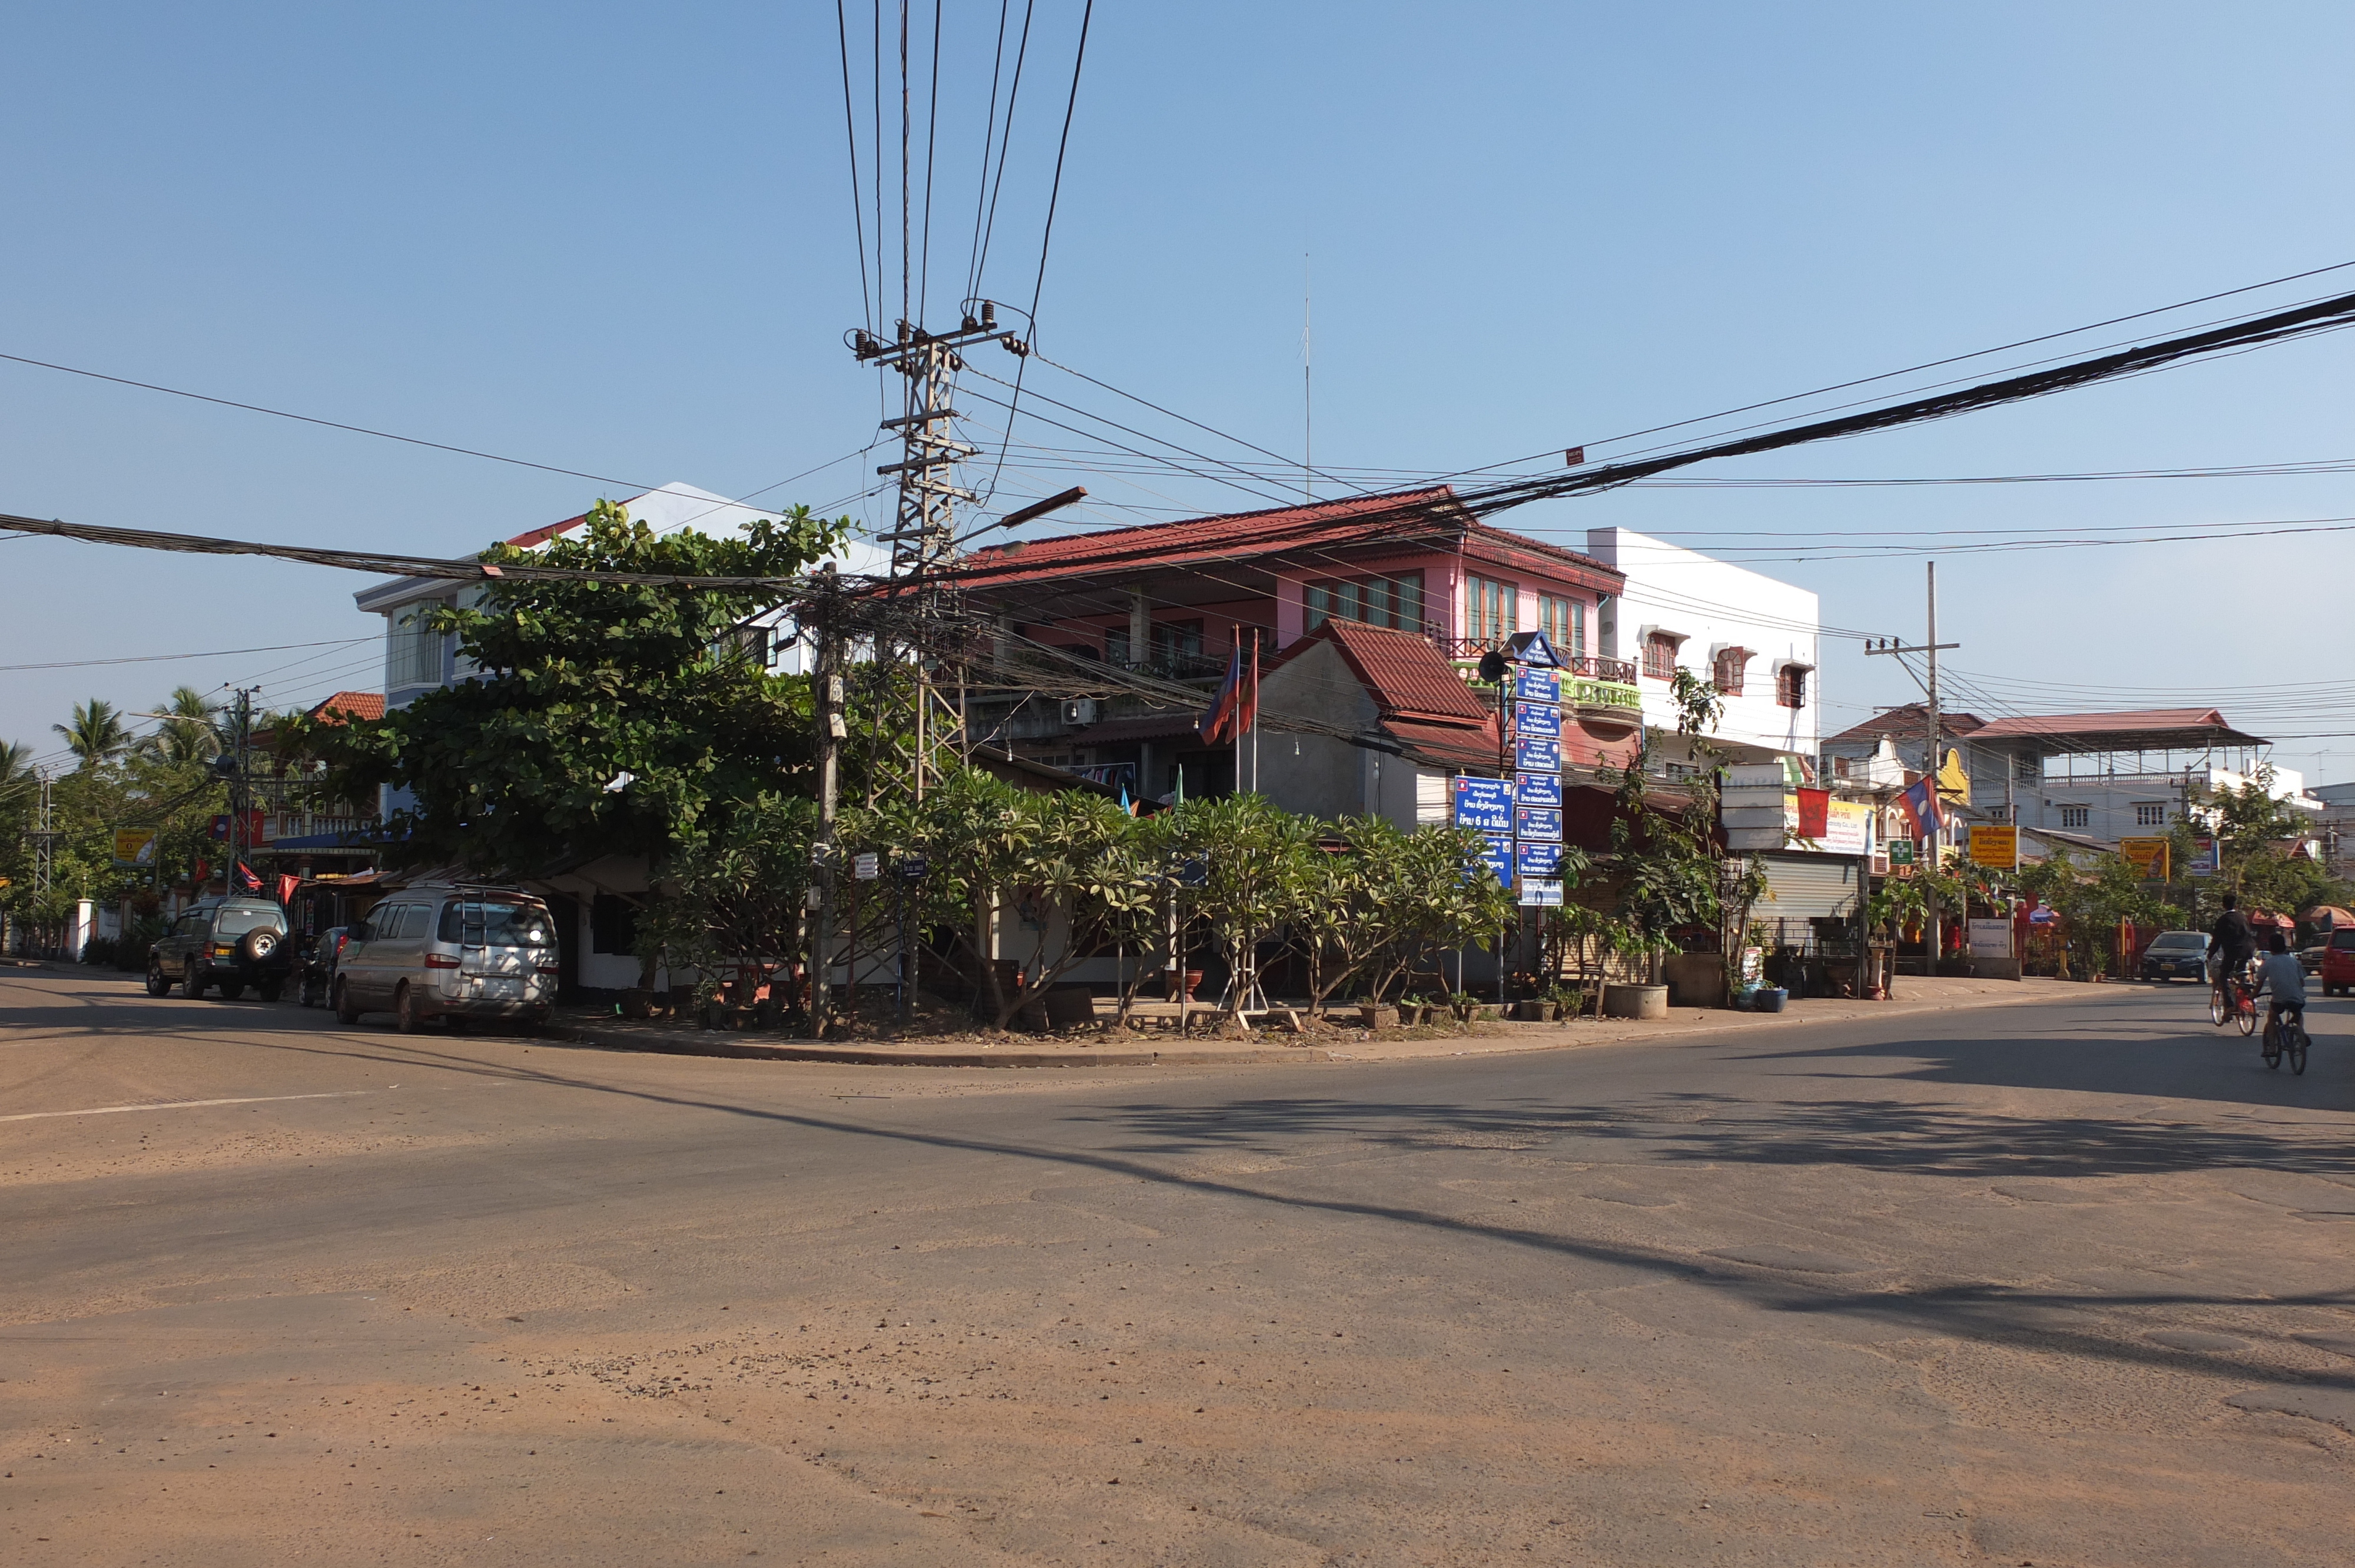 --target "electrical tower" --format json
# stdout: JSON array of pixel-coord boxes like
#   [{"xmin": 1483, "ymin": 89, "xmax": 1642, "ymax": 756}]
[{"xmin": 847, "ymin": 304, "xmax": 1021, "ymax": 799}]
